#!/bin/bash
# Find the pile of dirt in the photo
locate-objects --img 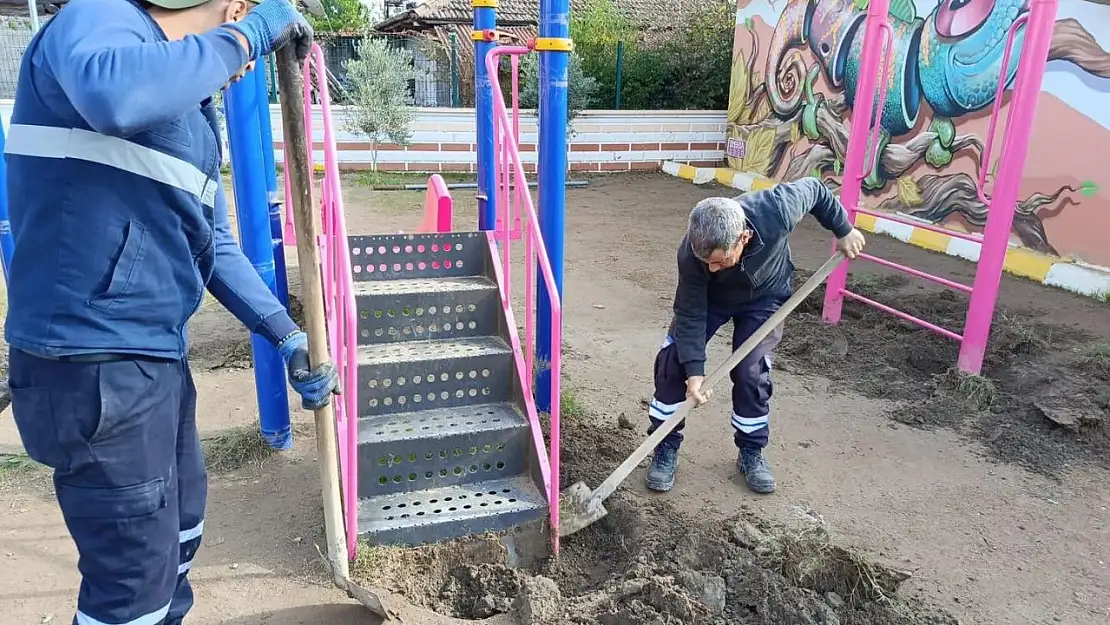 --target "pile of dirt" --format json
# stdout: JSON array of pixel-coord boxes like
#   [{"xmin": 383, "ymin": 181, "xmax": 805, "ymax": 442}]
[
  {"xmin": 779, "ymin": 270, "xmax": 1110, "ymax": 476},
  {"xmin": 354, "ymin": 413, "xmax": 956, "ymax": 625},
  {"xmin": 356, "ymin": 503, "xmax": 955, "ymax": 624}
]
